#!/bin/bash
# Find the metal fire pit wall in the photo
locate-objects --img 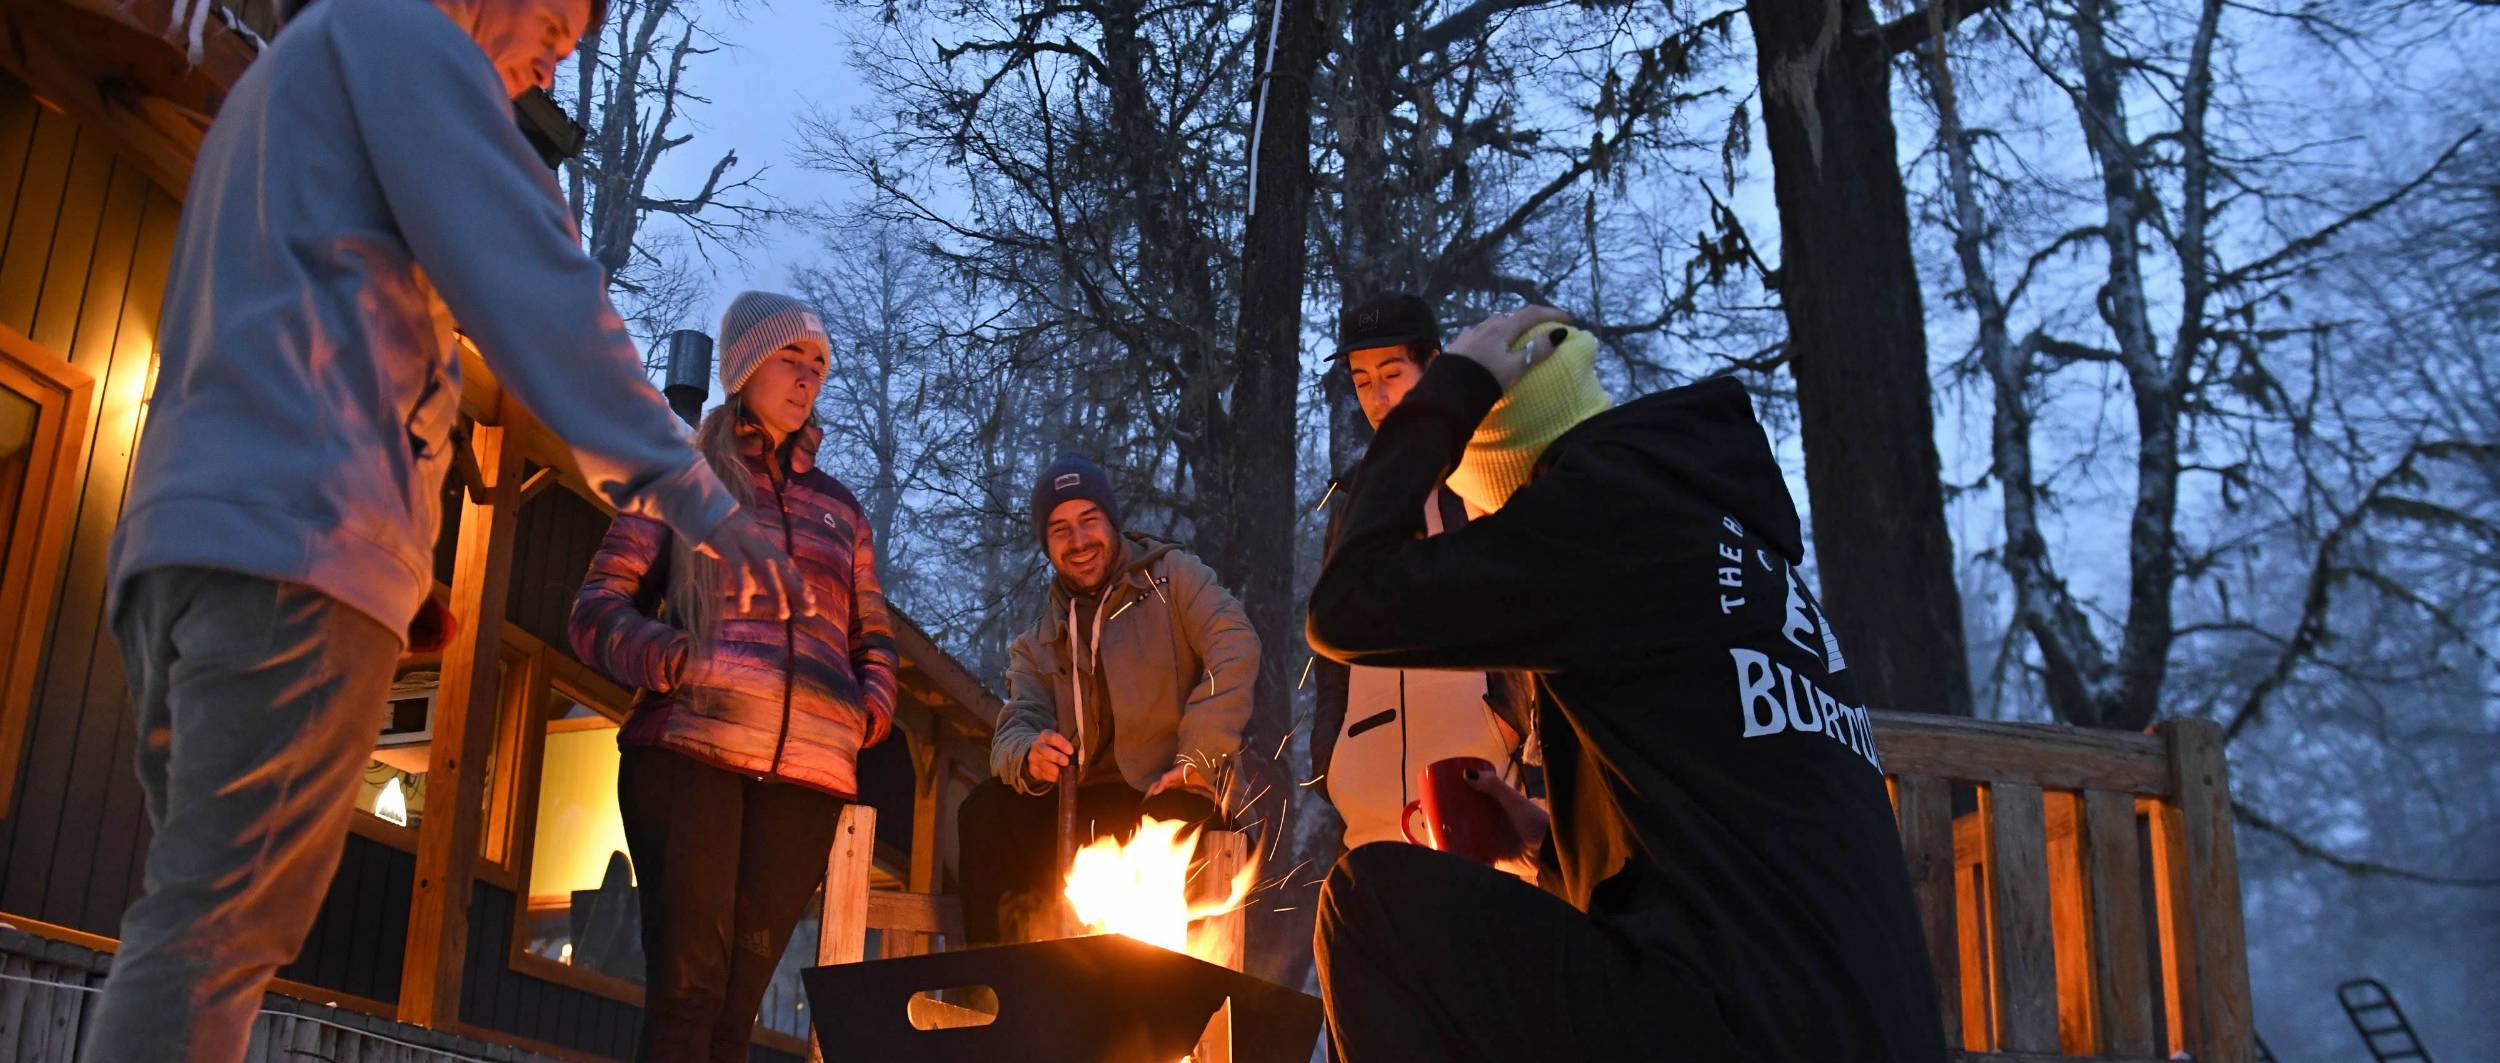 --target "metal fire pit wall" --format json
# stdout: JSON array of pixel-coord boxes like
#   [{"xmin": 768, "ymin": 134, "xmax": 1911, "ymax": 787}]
[{"xmin": 802, "ymin": 934, "xmax": 1323, "ymax": 1063}]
